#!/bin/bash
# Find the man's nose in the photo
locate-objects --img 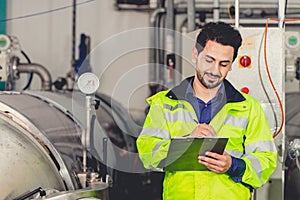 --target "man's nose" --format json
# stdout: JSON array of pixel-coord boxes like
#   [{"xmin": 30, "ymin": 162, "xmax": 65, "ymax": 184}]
[{"xmin": 210, "ymin": 61, "xmax": 220, "ymax": 74}]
